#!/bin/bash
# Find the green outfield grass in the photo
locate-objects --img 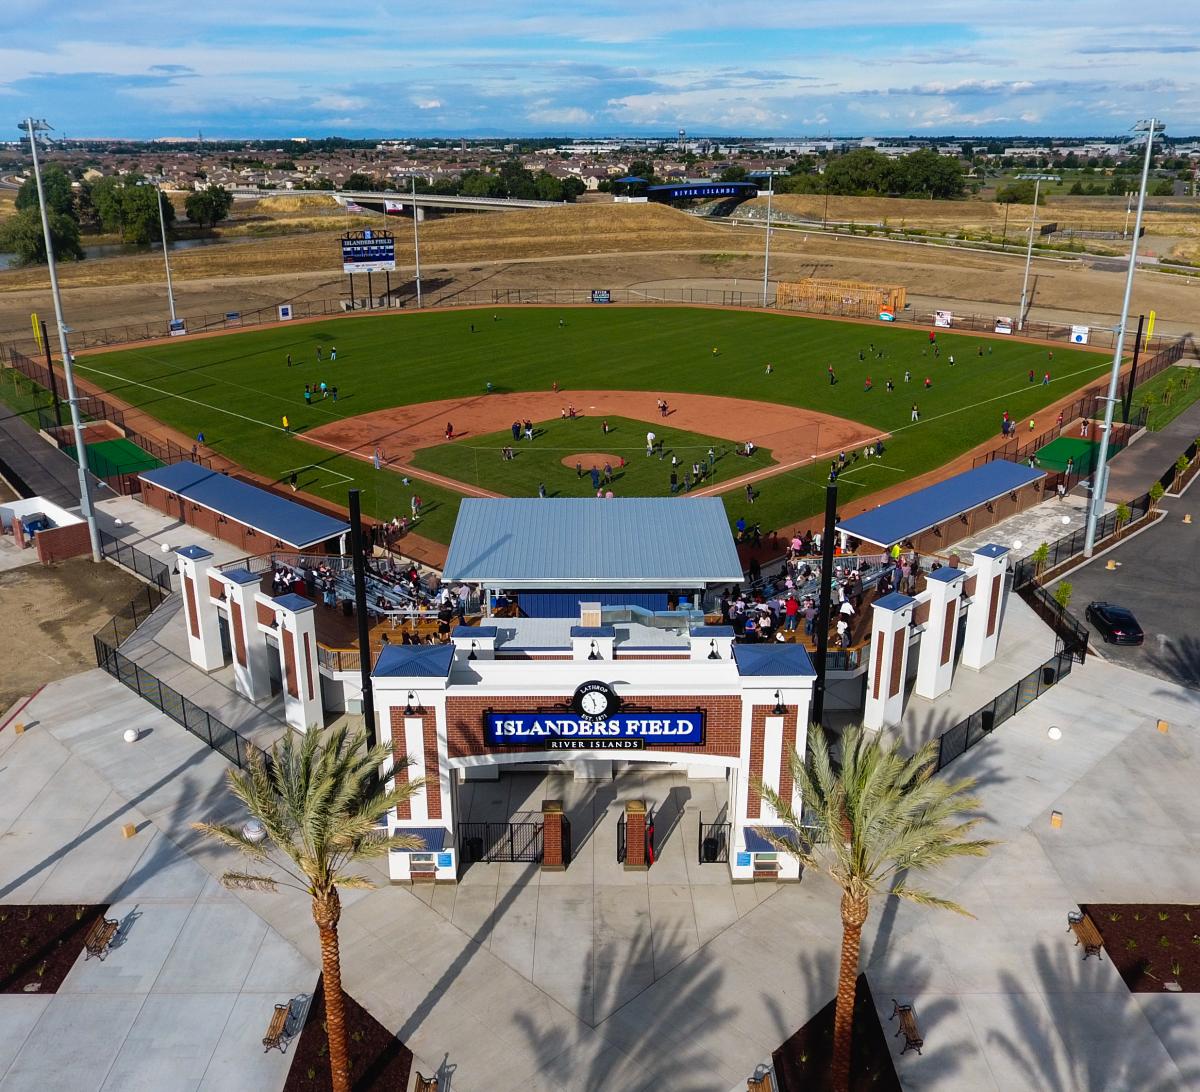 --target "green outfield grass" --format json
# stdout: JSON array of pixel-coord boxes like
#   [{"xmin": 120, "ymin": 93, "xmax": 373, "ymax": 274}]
[
  {"xmin": 1035, "ymin": 436, "xmax": 1101, "ymax": 474},
  {"xmin": 72, "ymin": 307, "xmax": 1110, "ymax": 543},
  {"xmin": 1130, "ymin": 365, "xmax": 1200, "ymax": 432},
  {"xmin": 410, "ymin": 415, "xmax": 773, "ymax": 498},
  {"xmin": 64, "ymin": 437, "xmax": 163, "ymax": 478}
]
